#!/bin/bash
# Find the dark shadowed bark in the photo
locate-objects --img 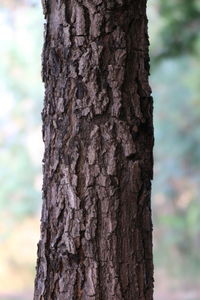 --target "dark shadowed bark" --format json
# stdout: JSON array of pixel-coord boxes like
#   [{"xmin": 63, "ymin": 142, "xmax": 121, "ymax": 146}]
[{"xmin": 34, "ymin": 0, "xmax": 154, "ymax": 299}]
